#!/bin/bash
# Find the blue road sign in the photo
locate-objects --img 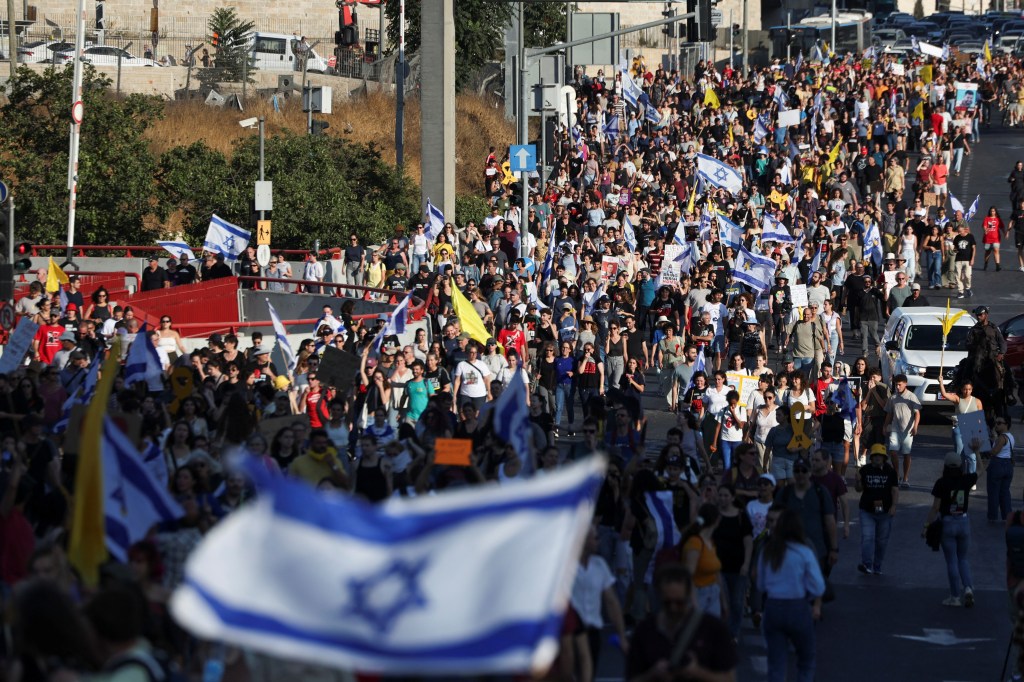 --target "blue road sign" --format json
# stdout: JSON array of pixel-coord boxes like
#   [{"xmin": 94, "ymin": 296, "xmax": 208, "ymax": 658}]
[
  {"xmin": 509, "ymin": 144, "xmax": 537, "ymax": 173},
  {"xmin": 0, "ymin": 181, "xmax": 8, "ymax": 204}
]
